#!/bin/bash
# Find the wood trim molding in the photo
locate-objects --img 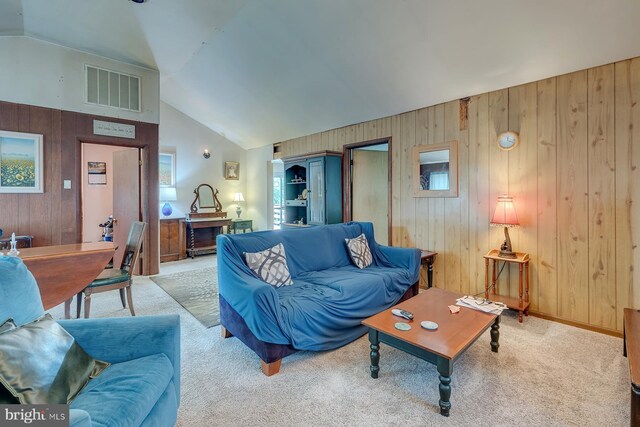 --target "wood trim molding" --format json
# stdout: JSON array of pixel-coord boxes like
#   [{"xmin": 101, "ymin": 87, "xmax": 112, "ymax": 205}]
[
  {"xmin": 529, "ymin": 311, "xmax": 623, "ymax": 338},
  {"xmin": 342, "ymin": 137, "xmax": 392, "ymax": 244},
  {"xmin": 281, "ymin": 150, "xmax": 342, "ymax": 162},
  {"xmin": 62, "ymin": 110, "xmax": 159, "ymax": 275}
]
